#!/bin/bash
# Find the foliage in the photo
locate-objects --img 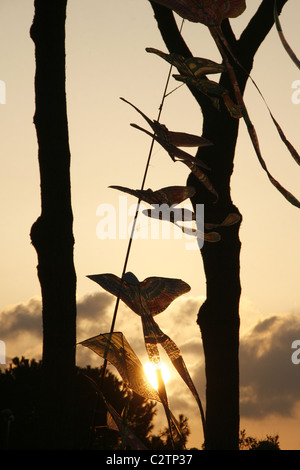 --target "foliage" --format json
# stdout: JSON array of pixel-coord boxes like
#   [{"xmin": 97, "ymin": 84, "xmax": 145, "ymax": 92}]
[
  {"xmin": 150, "ymin": 414, "xmax": 191, "ymax": 450},
  {"xmin": 0, "ymin": 356, "xmax": 190, "ymax": 450},
  {"xmin": 239, "ymin": 429, "xmax": 280, "ymax": 451}
]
